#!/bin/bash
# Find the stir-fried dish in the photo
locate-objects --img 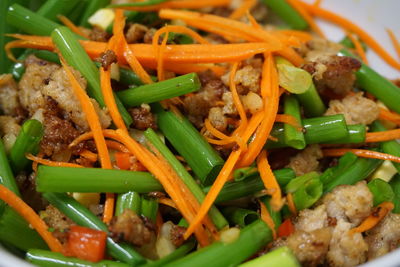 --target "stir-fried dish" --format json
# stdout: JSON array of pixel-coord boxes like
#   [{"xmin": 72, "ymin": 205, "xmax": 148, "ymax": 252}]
[{"xmin": 0, "ymin": 0, "xmax": 400, "ymax": 266}]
